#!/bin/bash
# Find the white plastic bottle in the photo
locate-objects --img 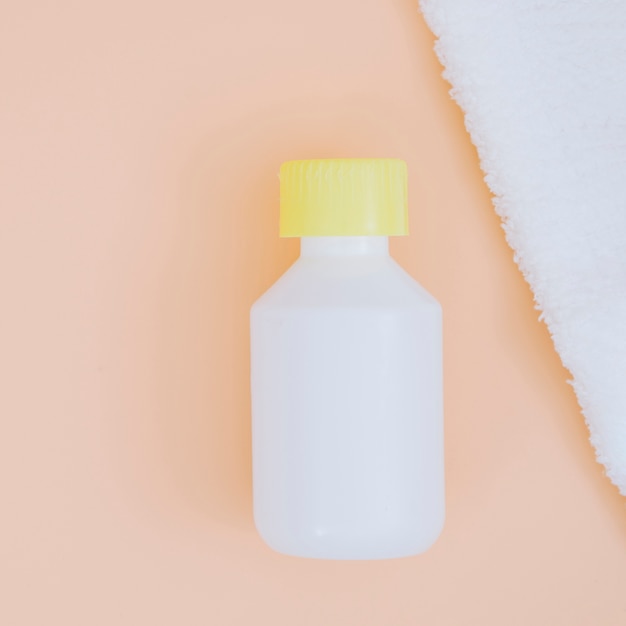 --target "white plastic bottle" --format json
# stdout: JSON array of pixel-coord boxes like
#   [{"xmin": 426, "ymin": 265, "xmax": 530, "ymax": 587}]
[{"xmin": 251, "ymin": 159, "xmax": 443, "ymax": 559}]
